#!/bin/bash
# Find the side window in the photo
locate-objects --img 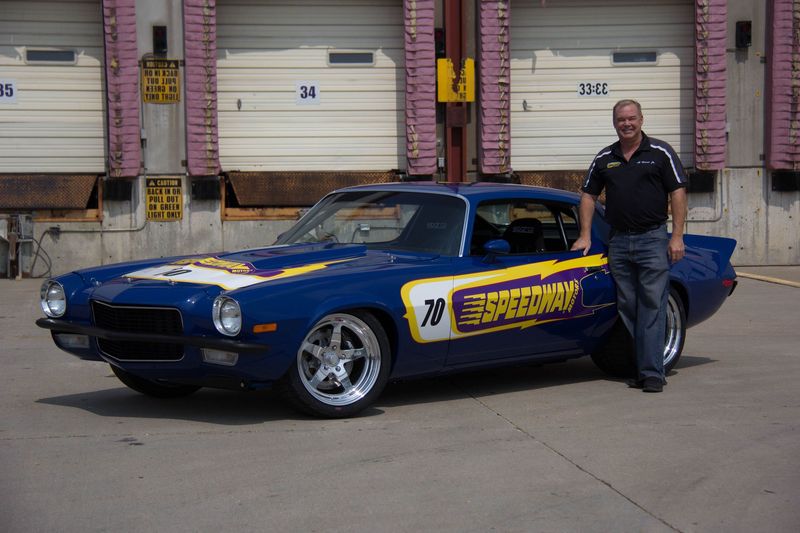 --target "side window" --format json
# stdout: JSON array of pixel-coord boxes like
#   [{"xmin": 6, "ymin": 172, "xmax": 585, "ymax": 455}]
[
  {"xmin": 553, "ymin": 204, "xmax": 580, "ymax": 249},
  {"xmin": 471, "ymin": 199, "xmax": 579, "ymax": 255}
]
